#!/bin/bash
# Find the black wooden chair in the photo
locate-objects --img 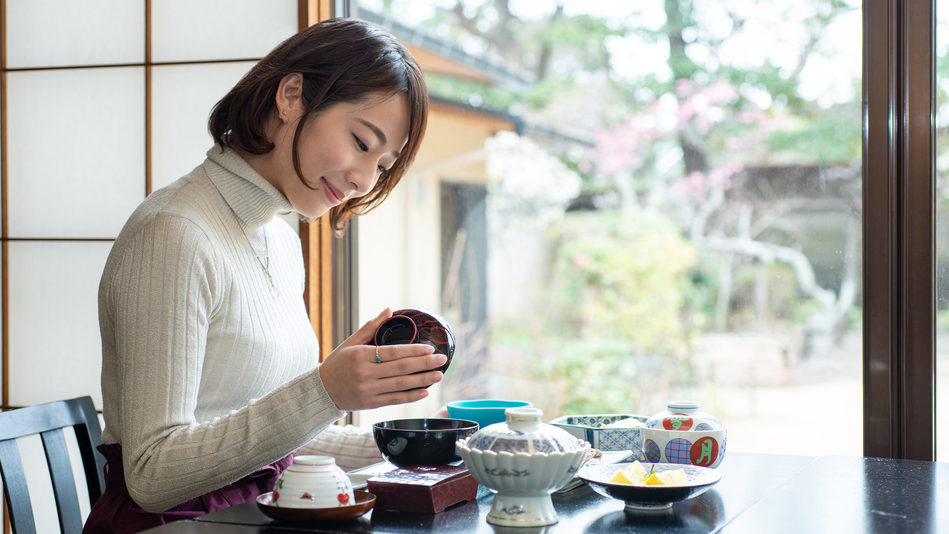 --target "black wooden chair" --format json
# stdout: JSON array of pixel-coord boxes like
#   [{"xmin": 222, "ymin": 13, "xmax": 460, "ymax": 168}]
[{"xmin": 0, "ymin": 396, "xmax": 106, "ymax": 534}]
